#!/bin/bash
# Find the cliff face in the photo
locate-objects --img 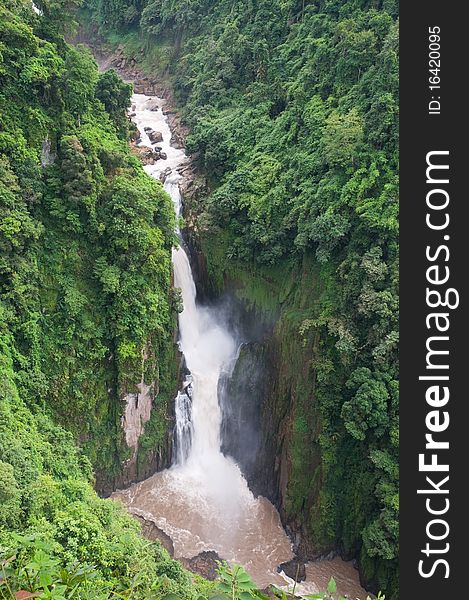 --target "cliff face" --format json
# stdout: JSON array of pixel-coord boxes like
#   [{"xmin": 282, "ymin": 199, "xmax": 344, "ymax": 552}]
[
  {"xmin": 208, "ymin": 255, "xmax": 326, "ymax": 558},
  {"xmin": 220, "ymin": 333, "xmax": 322, "ymax": 560},
  {"xmin": 95, "ymin": 341, "xmax": 178, "ymax": 496},
  {"xmin": 186, "ymin": 229, "xmax": 396, "ymax": 597},
  {"xmin": 219, "ymin": 342, "xmax": 272, "ymax": 498}
]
